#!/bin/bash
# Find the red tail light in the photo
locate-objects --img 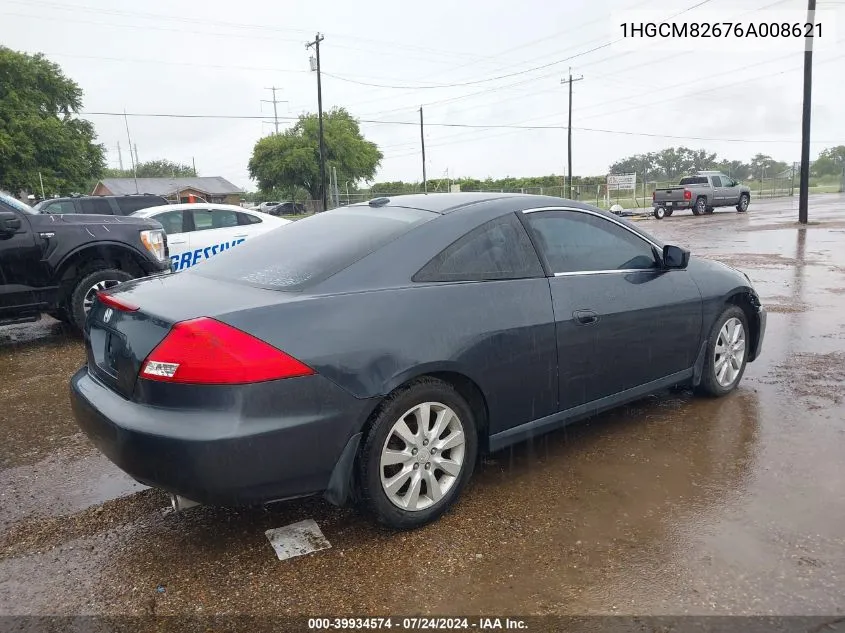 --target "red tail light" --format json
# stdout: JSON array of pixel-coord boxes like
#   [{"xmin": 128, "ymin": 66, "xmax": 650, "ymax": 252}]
[
  {"xmin": 97, "ymin": 291, "xmax": 139, "ymax": 312},
  {"xmin": 684, "ymin": 190, "xmax": 692, "ymax": 200},
  {"xmin": 140, "ymin": 317, "xmax": 314, "ymax": 384}
]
